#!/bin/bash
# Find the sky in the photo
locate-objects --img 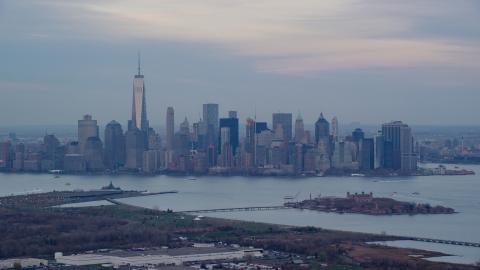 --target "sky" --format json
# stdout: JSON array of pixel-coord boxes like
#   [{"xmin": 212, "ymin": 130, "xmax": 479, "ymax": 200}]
[{"xmin": 1, "ymin": 0, "xmax": 480, "ymax": 128}]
